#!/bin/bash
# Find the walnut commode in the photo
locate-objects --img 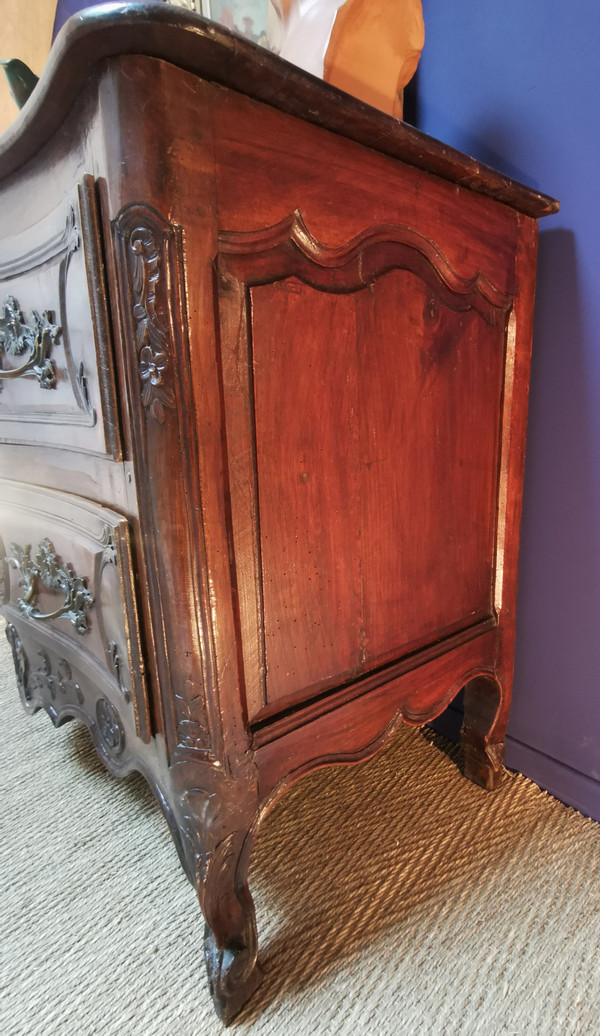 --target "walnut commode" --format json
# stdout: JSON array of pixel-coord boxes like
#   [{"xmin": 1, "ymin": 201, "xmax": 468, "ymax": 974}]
[{"xmin": 0, "ymin": 4, "xmax": 558, "ymax": 1023}]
